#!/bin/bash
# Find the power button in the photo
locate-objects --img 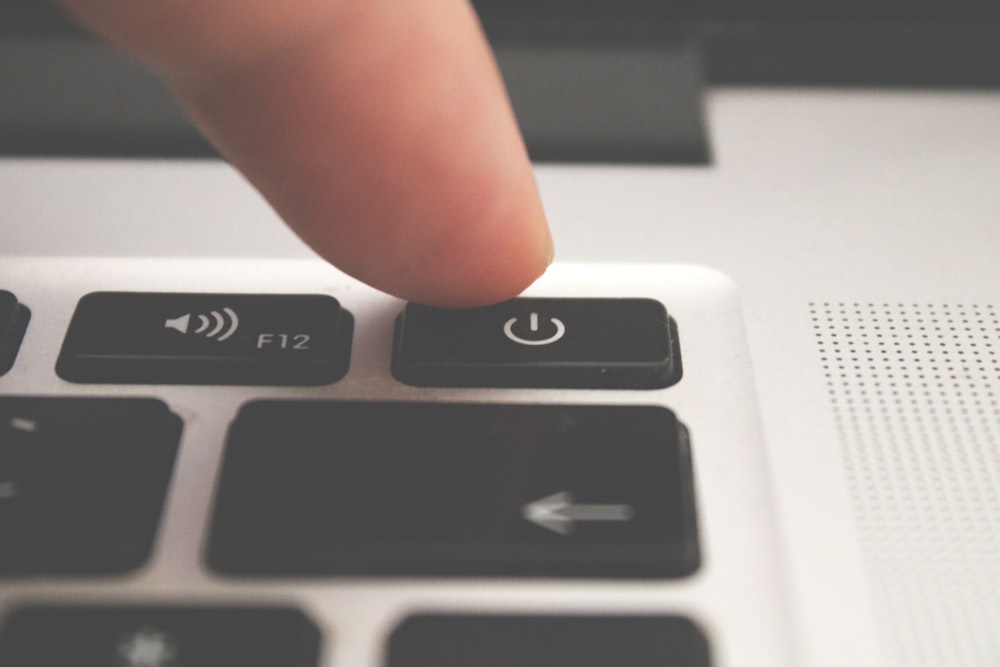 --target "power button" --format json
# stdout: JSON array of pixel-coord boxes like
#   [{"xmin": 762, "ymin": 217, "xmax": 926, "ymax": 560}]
[
  {"xmin": 503, "ymin": 312, "xmax": 566, "ymax": 346},
  {"xmin": 392, "ymin": 298, "xmax": 682, "ymax": 389}
]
